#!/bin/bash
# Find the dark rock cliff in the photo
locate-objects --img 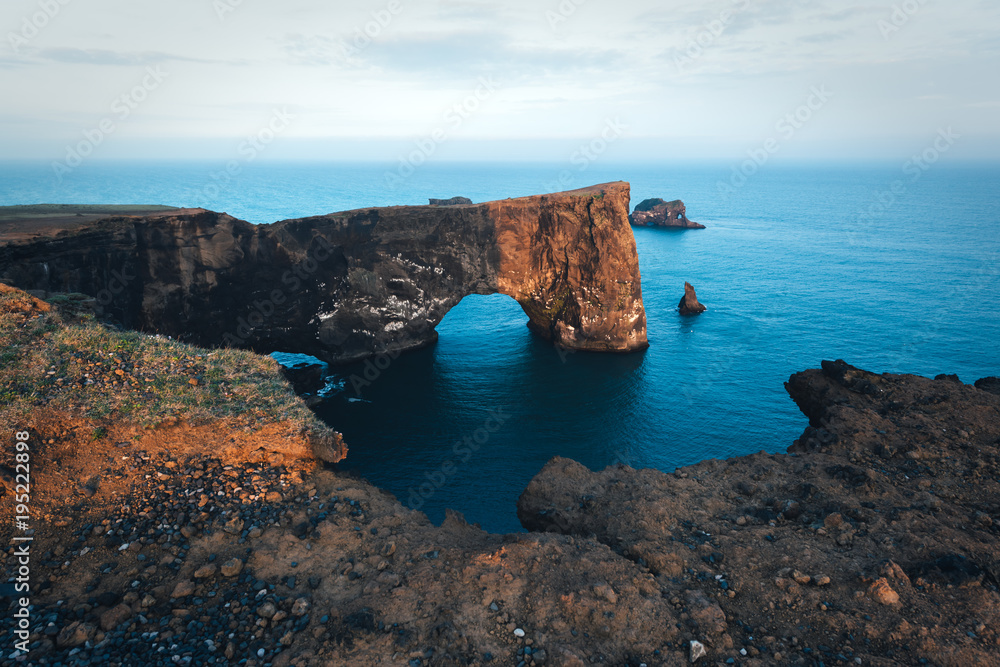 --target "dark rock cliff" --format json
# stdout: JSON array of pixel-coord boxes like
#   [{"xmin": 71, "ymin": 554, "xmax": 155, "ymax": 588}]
[{"xmin": 0, "ymin": 183, "xmax": 647, "ymax": 363}]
